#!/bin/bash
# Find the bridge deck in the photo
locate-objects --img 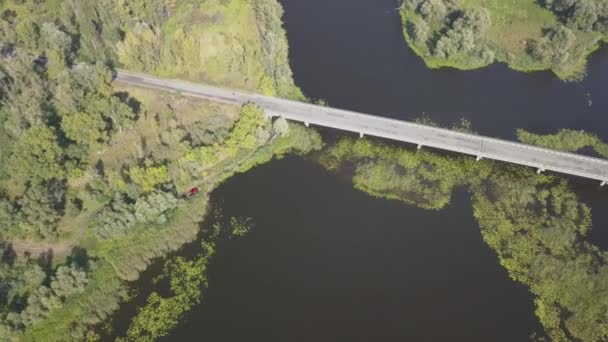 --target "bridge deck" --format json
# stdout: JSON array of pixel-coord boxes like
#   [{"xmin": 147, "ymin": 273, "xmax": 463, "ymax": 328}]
[{"xmin": 115, "ymin": 70, "xmax": 608, "ymax": 184}]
